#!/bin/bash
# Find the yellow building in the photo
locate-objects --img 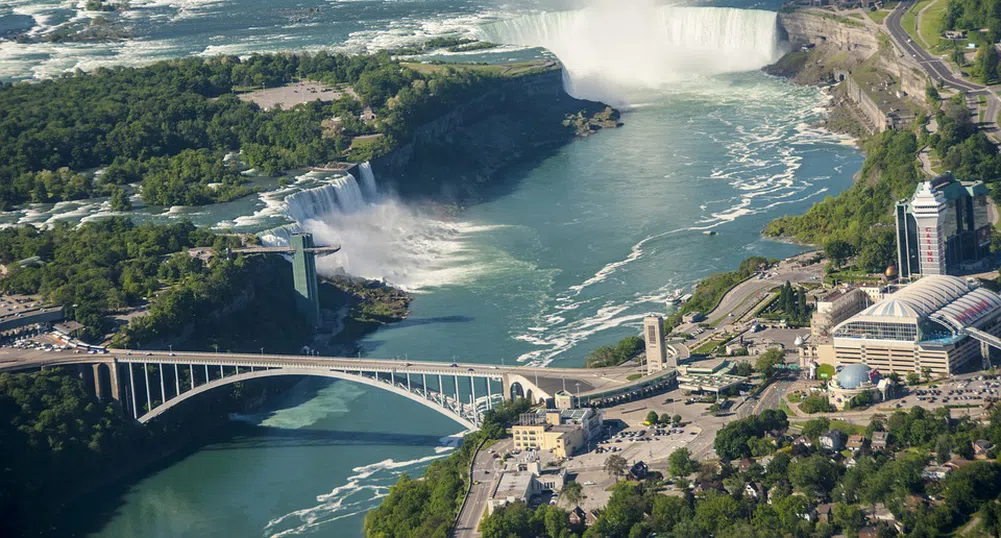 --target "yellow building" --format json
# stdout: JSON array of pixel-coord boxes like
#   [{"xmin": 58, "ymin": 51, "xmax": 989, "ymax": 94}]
[{"xmin": 511, "ymin": 409, "xmax": 599, "ymax": 459}]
